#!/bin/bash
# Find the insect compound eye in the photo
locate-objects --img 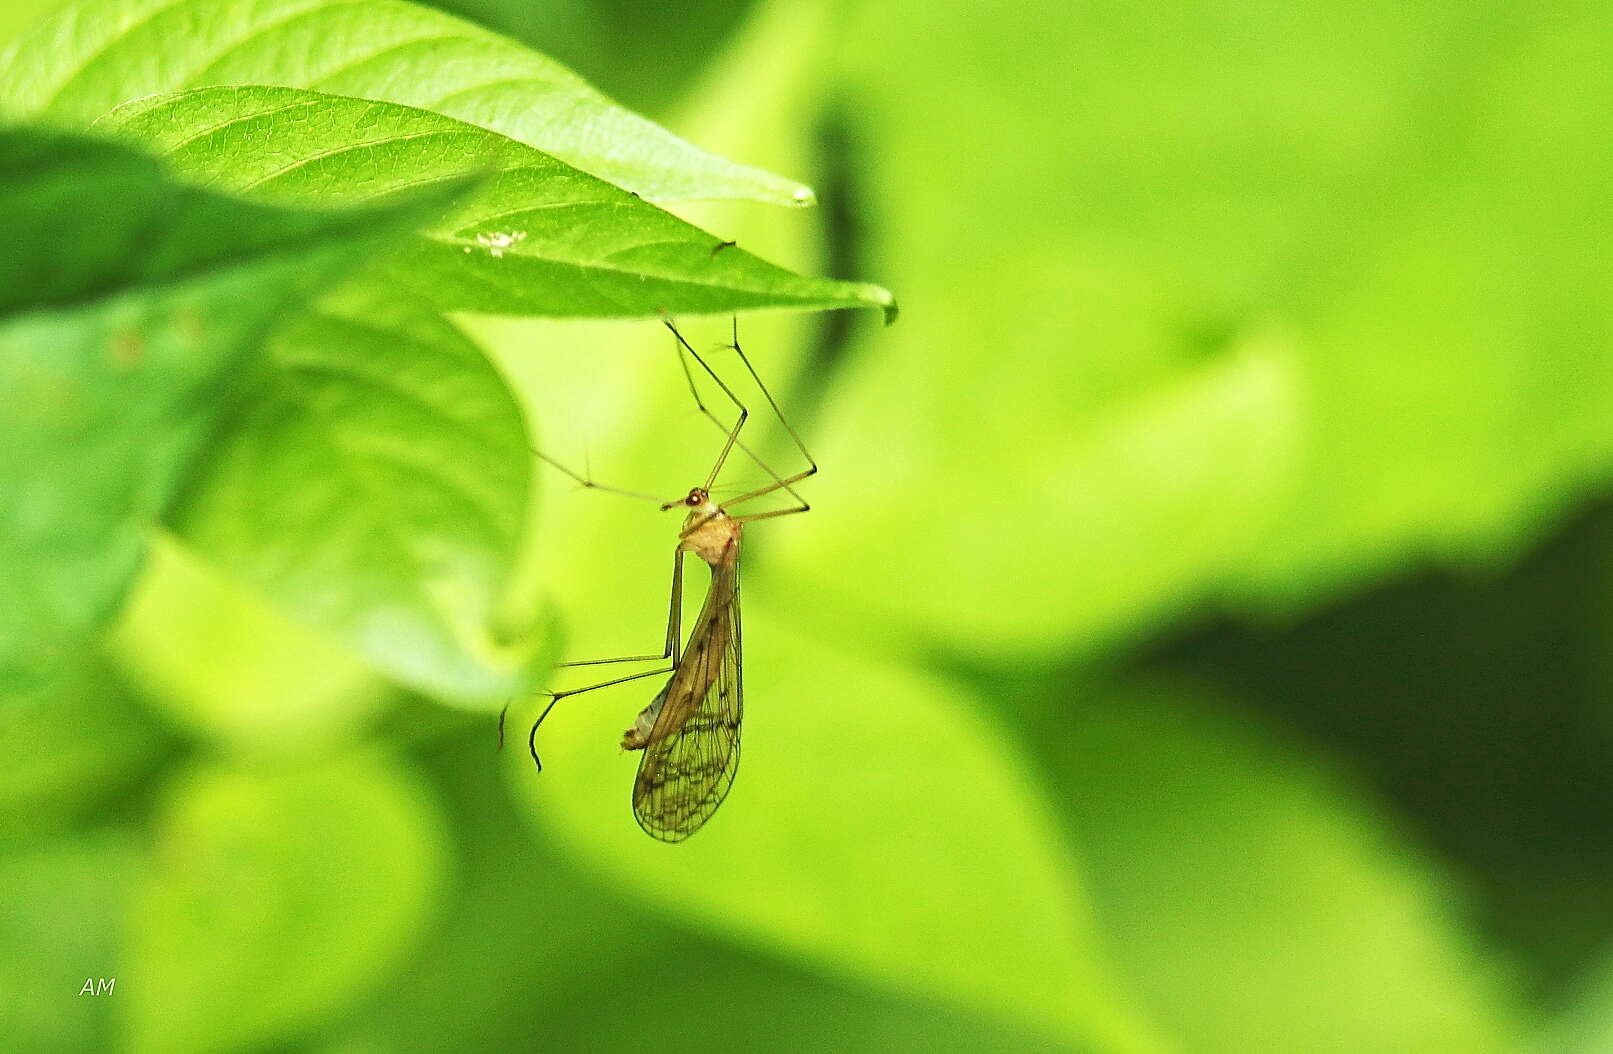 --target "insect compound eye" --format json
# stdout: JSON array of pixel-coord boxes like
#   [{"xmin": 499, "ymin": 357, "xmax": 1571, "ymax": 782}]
[{"xmin": 685, "ymin": 491, "xmax": 703, "ymax": 506}]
